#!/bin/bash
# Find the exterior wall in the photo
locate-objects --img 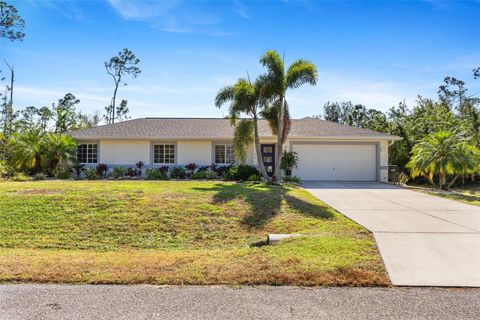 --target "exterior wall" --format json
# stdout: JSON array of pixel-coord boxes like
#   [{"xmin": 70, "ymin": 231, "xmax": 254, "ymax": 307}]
[
  {"xmin": 79, "ymin": 138, "xmax": 391, "ymax": 182},
  {"xmin": 379, "ymin": 140, "xmax": 389, "ymax": 182},
  {"xmin": 99, "ymin": 140, "xmax": 150, "ymax": 165},
  {"xmin": 177, "ymin": 141, "xmax": 212, "ymax": 165}
]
